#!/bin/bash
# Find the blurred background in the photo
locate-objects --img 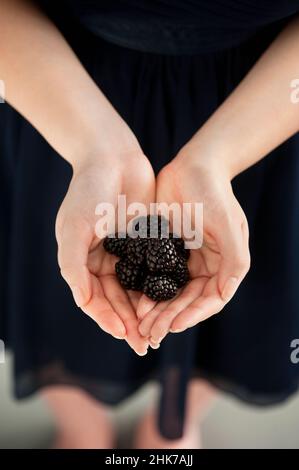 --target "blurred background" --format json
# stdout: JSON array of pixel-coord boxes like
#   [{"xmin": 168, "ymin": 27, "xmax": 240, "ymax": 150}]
[{"xmin": 0, "ymin": 353, "xmax": 299, "ymax": 449}]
